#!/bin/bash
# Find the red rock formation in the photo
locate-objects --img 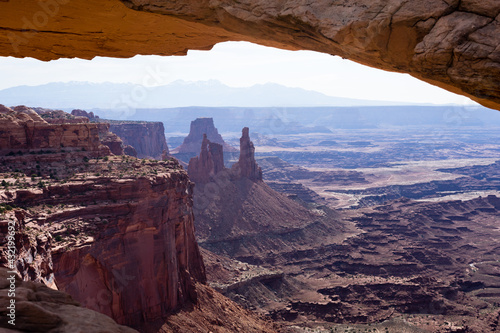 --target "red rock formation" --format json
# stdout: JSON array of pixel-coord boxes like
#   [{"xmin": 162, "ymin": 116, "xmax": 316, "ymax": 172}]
[
  {"xmin": 188, "ymin": 134, "xmax": 224, "ymax": 183},
  {"xmin": 2, "ymin": 158, "xmax": 206, "ymax": 330},
  {"xmin": 124, "ymin": 145, "xmax": 138, "ymax": 157},
  {"xmin": 0, "ymin": 104, "xmax": 12, "ymax": 113},
  {"xmin": 232, "ymin": 127, "xmax": 262, "ymax": 181},
  {"xmin": 96, "ymin": 123, "xmax": 125, "ymax": 155},
  {"xmin": 209, "ymin": 141, "xmax": 225, "ymax": 175},
  {"xmin": 160, "ymin": 282, "xmax": 278, "ymax": 333},
  {"xmin": 109, "ymin": 122, "xmax": 169, "ymax": 159},
  {"xmin": 0, "ymin": 114, "xmax": 274, "ymax": 333},
  {"xmin": 71, "ymin": 109, "xmax": 99, "ymax": 121},
  {"xmin": 0, "ymin": 107, "xmax": 107, "ymax": 155},
  {"xmin": 188, "ymin": 127, "xmax": 261, "ymax": 183},
  {"xmin": 33, "ymin": 108, "xmax": 89, "ymax": 124},
  {"xmin": 0, "ymin": 267, "xmax": 138, "ymax": 333},
  {"xmin": 0, "ymin": 213, "xmax": 55, "ymax": 288},
  {"xmin": 173, "ymin": 118, "xmax": 237, "ymax": 156}
]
